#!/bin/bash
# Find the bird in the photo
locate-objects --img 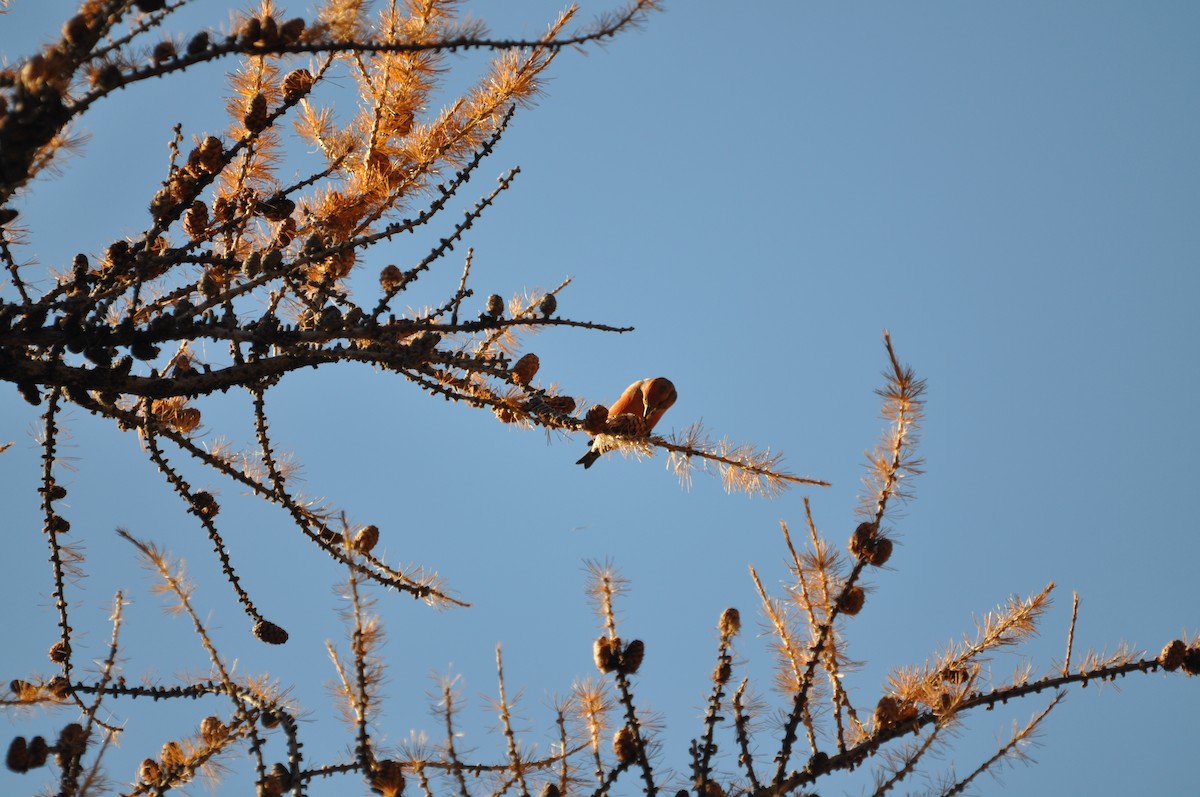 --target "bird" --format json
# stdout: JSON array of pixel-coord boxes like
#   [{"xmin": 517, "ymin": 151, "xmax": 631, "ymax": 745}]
[{"xmin": 576, "ymin": 377, "xmax": 677, "ymax": 469}]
